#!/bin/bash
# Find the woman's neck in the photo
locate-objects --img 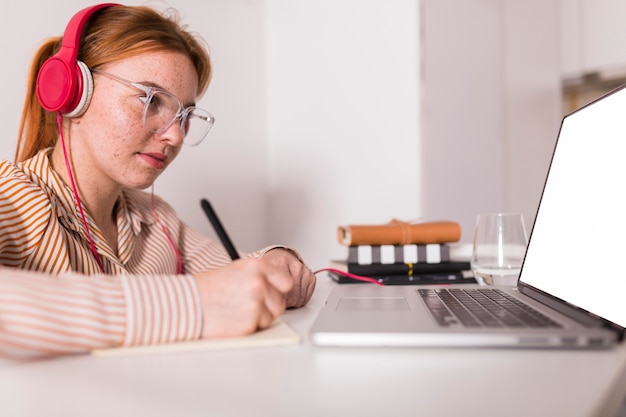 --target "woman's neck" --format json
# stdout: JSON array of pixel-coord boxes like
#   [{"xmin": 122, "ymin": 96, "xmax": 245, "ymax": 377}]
[{"xmin": 49, "ymin": 144, "xmax": 120, "ymax": 245}]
